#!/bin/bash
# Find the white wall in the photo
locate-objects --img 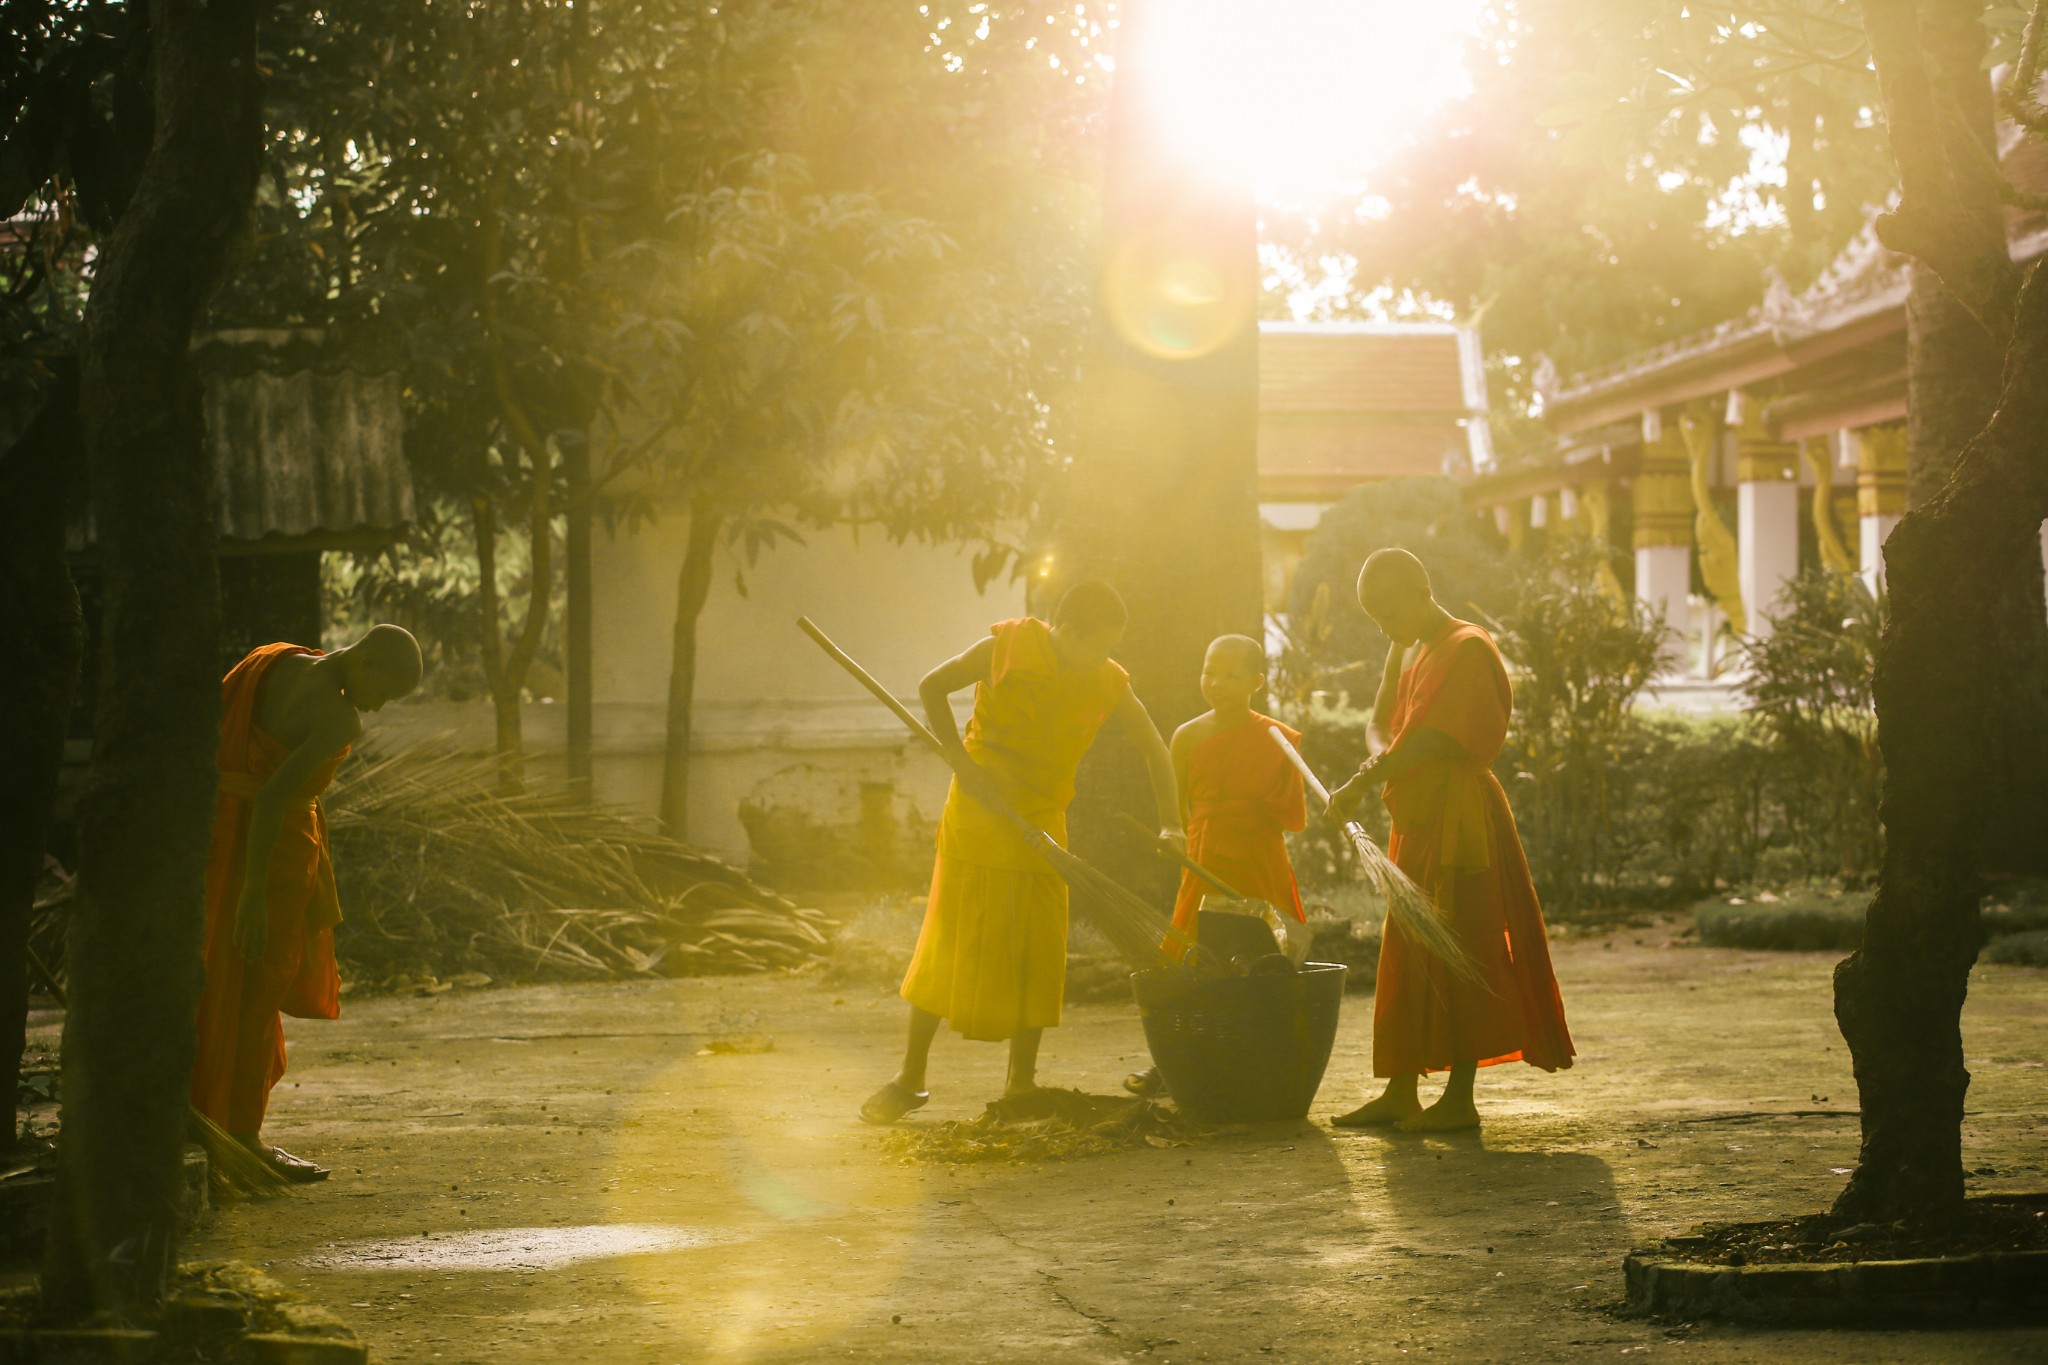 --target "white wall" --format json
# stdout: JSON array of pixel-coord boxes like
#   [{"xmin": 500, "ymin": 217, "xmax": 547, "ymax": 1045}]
[{"xmin": 588, "ymin": 514, "xmax": 1026, "ymax": 861}]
